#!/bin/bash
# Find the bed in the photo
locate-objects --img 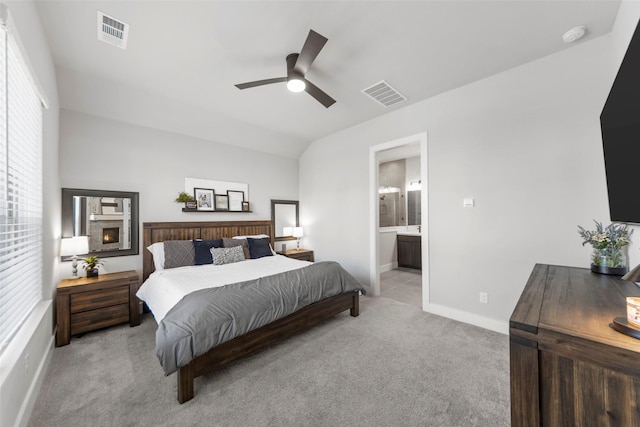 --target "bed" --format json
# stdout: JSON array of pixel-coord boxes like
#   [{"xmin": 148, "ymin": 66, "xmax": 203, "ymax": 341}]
[{"xmin": 139, "ymin": 220, "xmax": 362, "ymax": 403}]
